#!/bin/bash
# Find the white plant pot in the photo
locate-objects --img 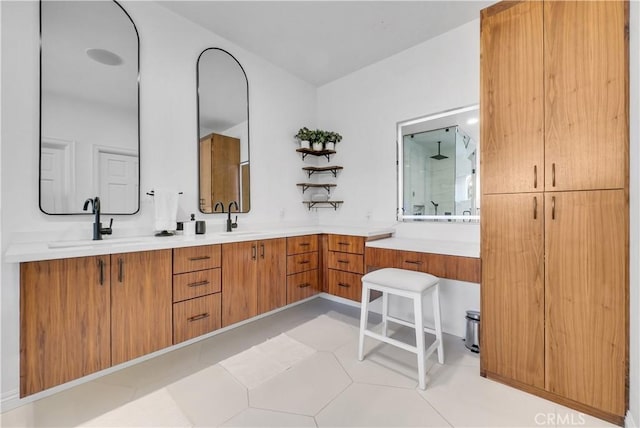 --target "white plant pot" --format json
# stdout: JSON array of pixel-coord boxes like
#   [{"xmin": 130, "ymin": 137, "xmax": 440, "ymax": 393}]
[
  {"xmin": 325, "ymin": 142, "xmax": 335, "ymax": 151},
  {"xmin": 299, "ymin": 140, "xmax": 310, "ymax": 149},
  {"xmin": 312, "ymin": 142, "xmax": 324, "ymax": 151}
]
